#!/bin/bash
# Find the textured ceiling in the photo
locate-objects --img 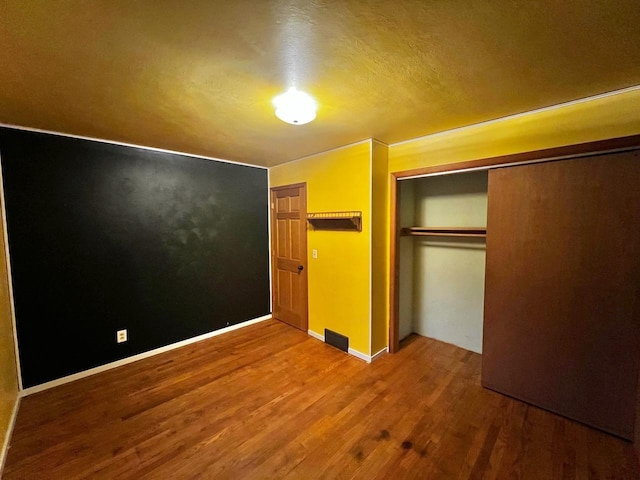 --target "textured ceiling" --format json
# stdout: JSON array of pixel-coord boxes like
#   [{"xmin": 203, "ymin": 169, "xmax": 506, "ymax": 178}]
[{"xmin": 1, "ymin": 1, "xmax": 639, "ymax": 166}]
